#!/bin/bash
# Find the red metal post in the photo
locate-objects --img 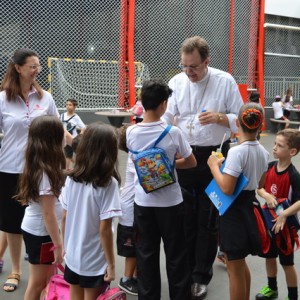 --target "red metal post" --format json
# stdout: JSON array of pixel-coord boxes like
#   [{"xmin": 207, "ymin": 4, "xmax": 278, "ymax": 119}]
[
  {"xmin": 228, "ymin": 0, "xmax": 235, "ymax": 74},
  {"xmin": 128, "ymin": 0, "xmax": 136, "ymax": 109},
  {"xmin": 257, "ymin": 0, "xmax": 265, "ymax": 108},
  {"xmin": 118, "ymin": 0, "xmax": 128, "ymax": 108}
]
